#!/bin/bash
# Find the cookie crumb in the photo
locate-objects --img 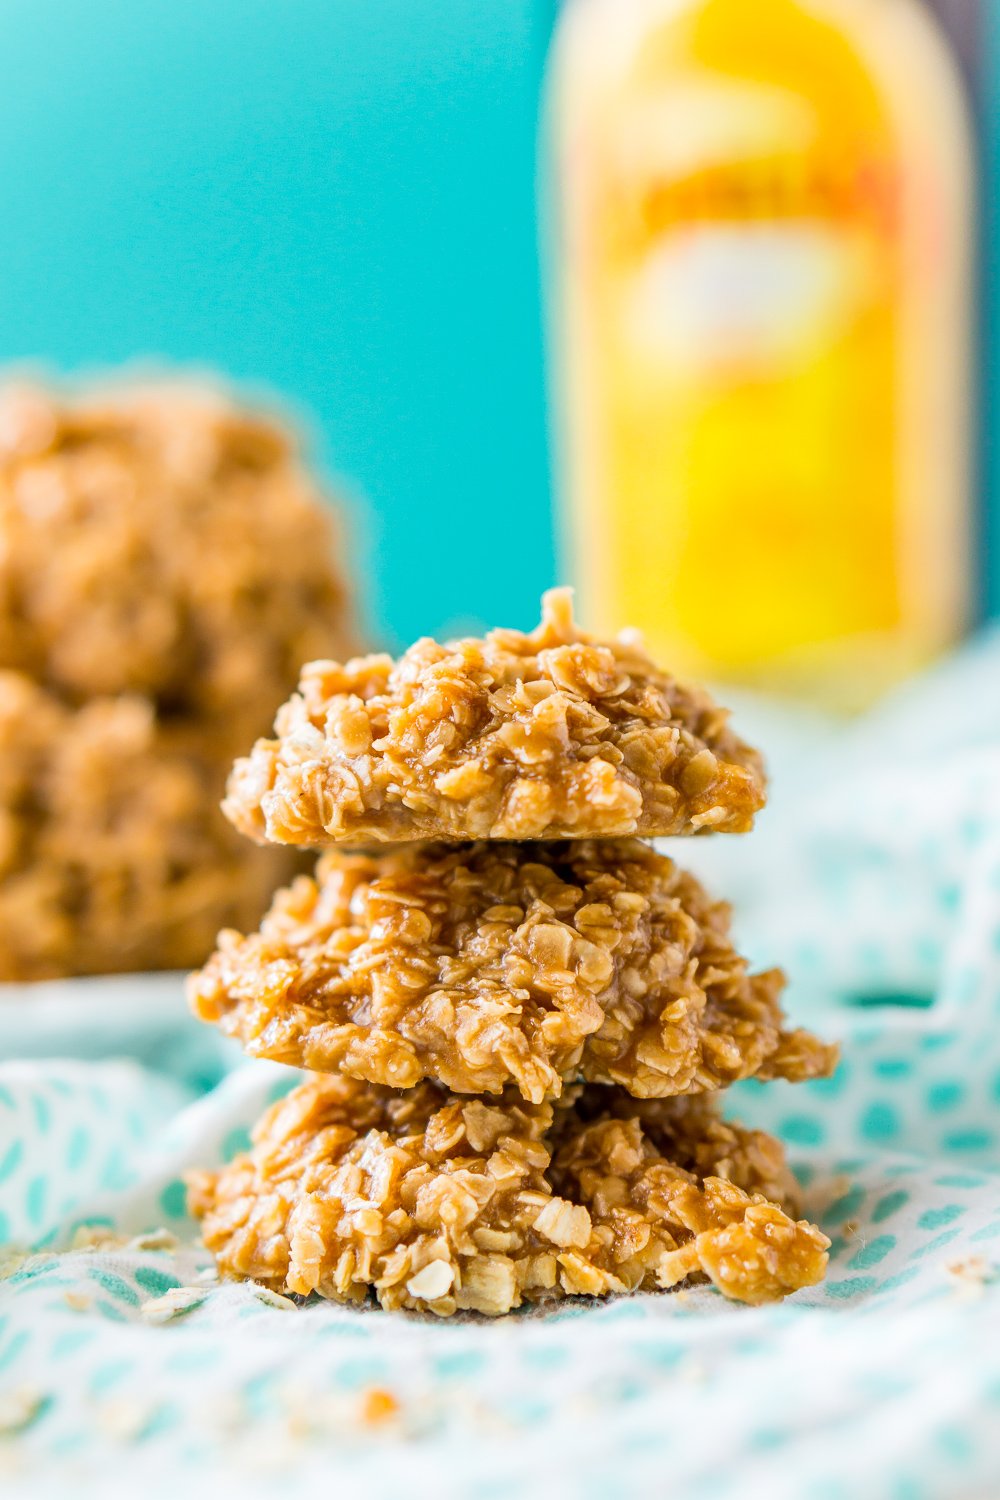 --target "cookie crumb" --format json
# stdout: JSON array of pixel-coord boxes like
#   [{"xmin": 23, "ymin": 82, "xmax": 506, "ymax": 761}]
[
  {"xmin": 945, "ymin": 1256, "xmax": 994, "ymax": 1297},
  {"xmin": 0, "ymin": 1388, "xmax": 44, "ymax": 1436},
  {"xmin": 140, "ymin": 1287, "xmax": 207, "ymax": 1324},
  {"xmin": 63, "ymin": 1290, "xmax": 94, "ymax": 1312},
  {"xmin": 359, "ymin": 1388, "xmax": 400, "ymax": 1426}
]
